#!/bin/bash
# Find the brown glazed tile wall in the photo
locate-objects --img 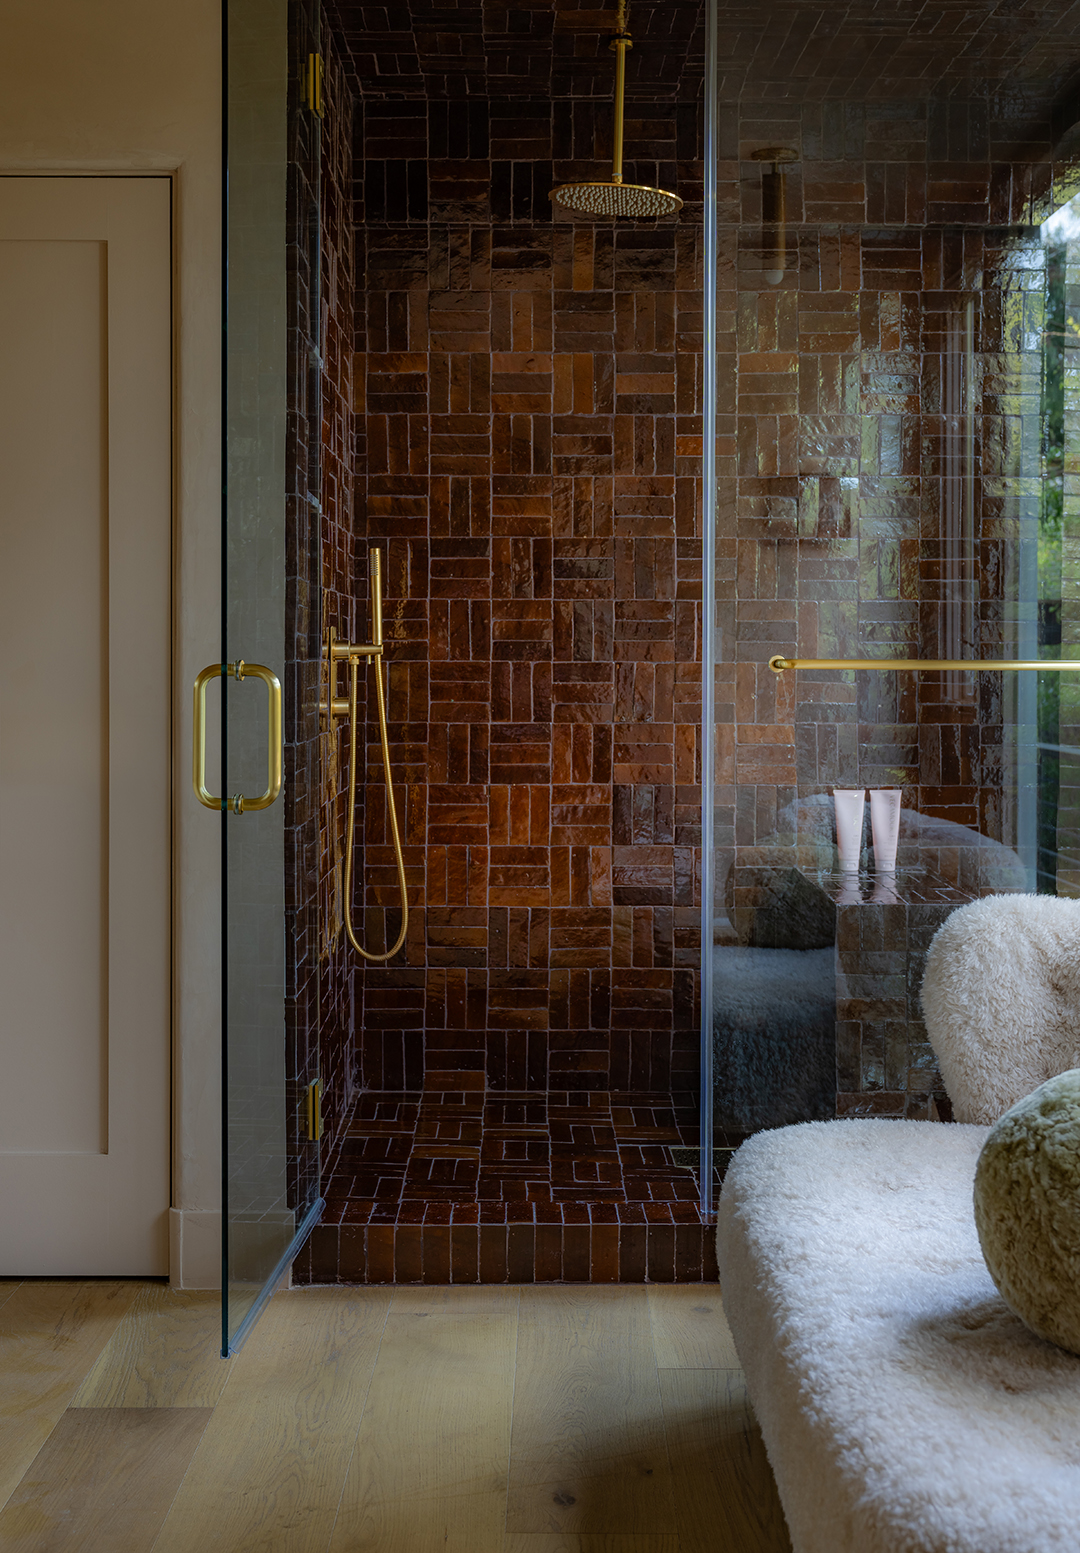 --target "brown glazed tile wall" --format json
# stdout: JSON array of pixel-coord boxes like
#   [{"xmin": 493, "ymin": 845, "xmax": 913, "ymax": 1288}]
[
  {"xmin": 295, "ymin": 0, "xmax": 713, "ymax": 1281},
  {"xmin": 286, "ymin": 5, "xmax": 364, "ymax": 1184},
  {"xmin": 315, "ymin": 27, "xmax": 364, "ymax": 1151},
  {"xmin": 284, "ymin": 0, "xmax": 324, "ymax": 1217},
  {"xmin": 339, "ymin": 9, "xmax": 707, "ymax": 1126},
  {"xmin": 353, "ymin": 225, "xmax": 705, "ymax": 1094}
]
